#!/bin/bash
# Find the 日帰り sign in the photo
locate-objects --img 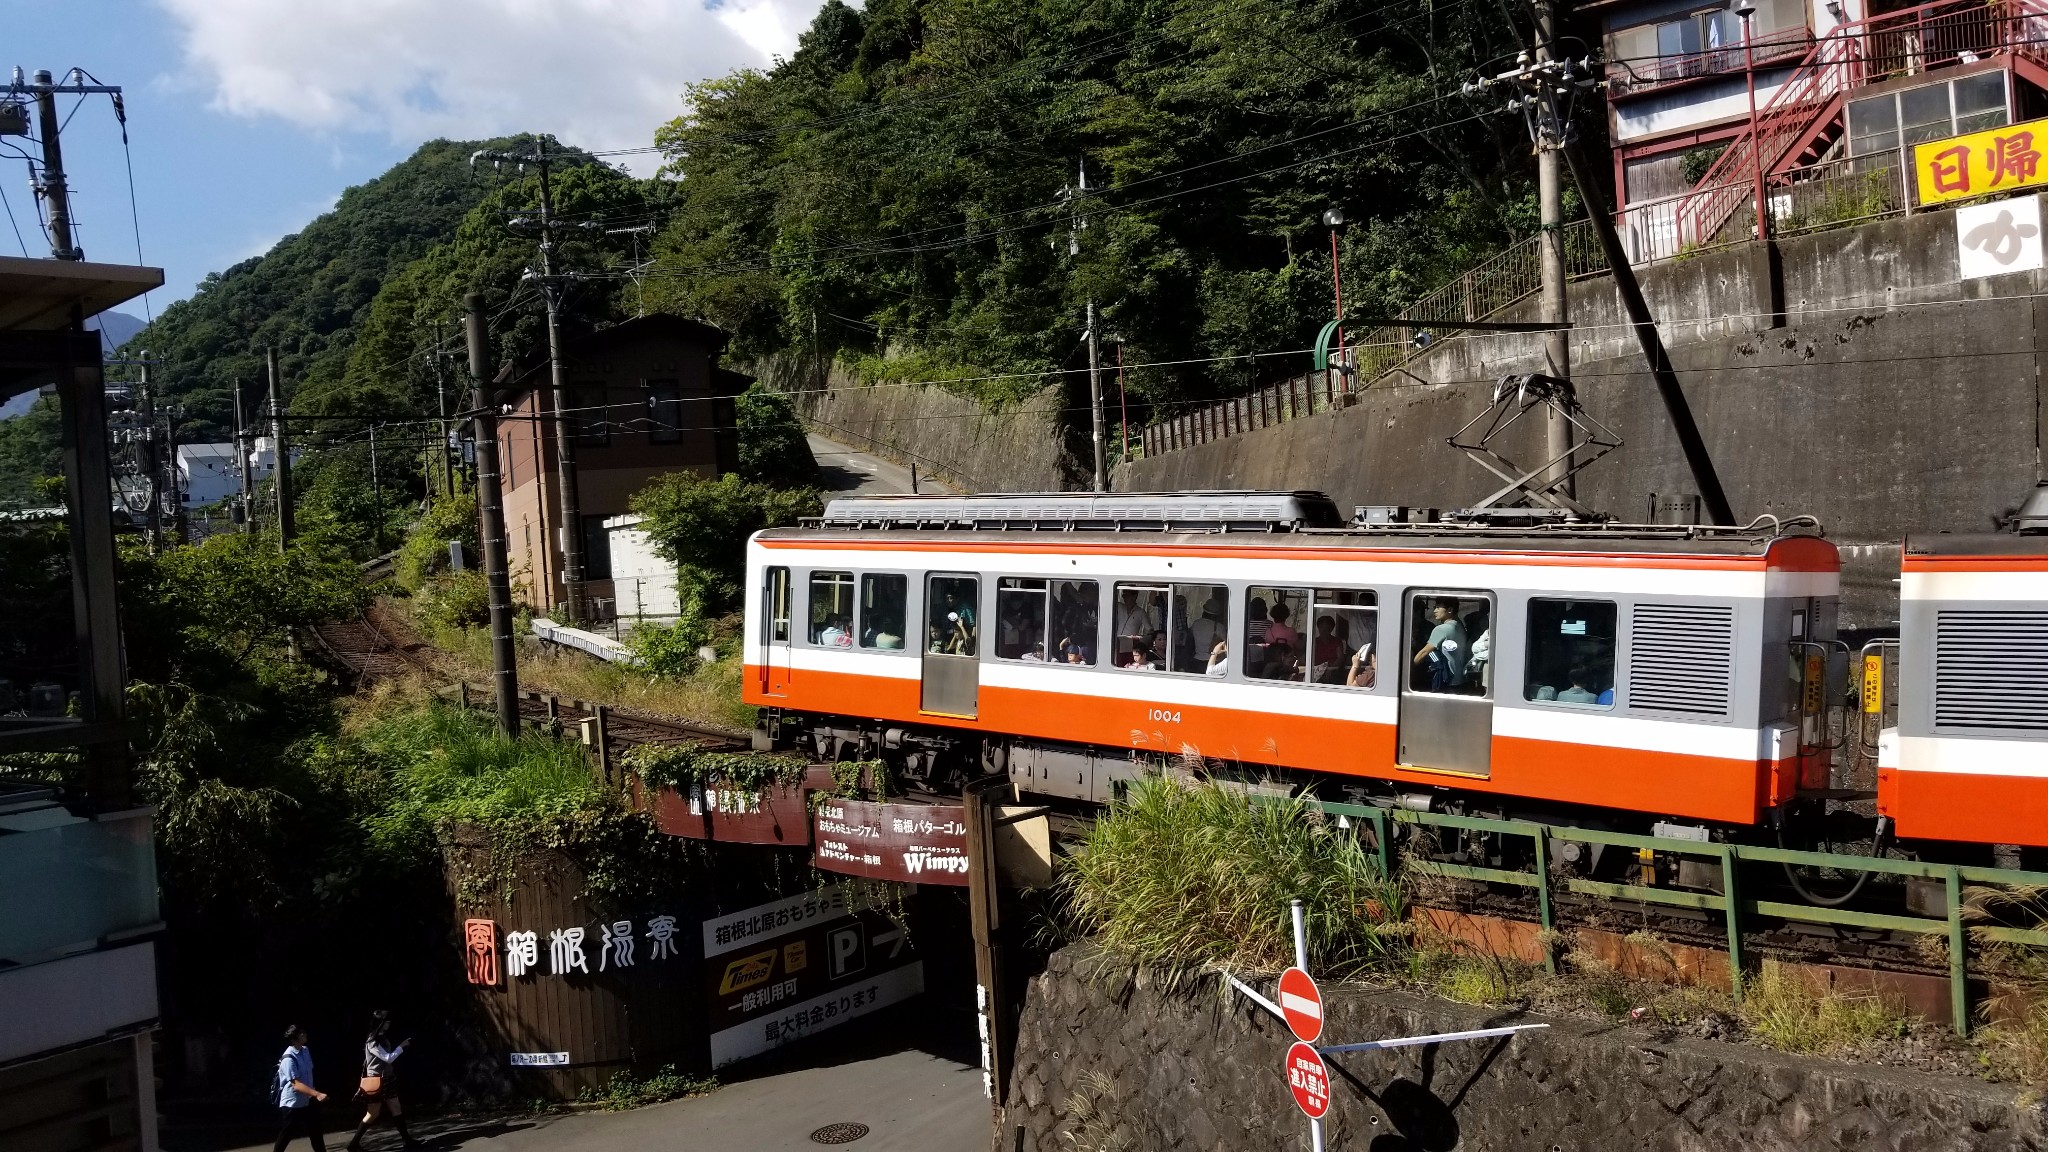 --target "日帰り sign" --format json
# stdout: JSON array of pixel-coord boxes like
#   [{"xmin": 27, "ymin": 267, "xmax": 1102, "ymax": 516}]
[
  {"xmin": 812, "ymin": 800, "xmax": 970, "ymax": 886},
  {"xmin": 1914, "ymin": 118, "xmax": 2048, "ymax": 206},
  {"xmin": 701, "ymin": 885, "xmax": 924, "ymax": 1067}
]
